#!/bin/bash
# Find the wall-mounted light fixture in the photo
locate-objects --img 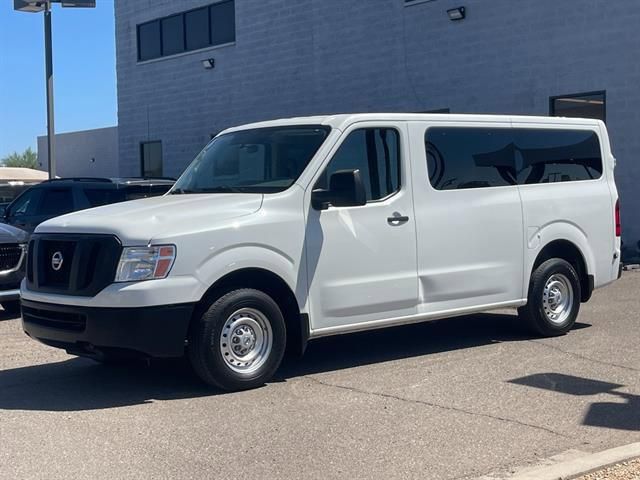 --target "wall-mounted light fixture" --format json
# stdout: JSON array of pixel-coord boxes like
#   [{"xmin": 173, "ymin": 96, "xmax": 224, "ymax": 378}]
[
  {"xmin": 202, "ymin": 58, "xmax": 215, "ymax": 70},
  {"xmin": 447, "ymin": 6, "xmax": 466, "ymax": 21}
]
